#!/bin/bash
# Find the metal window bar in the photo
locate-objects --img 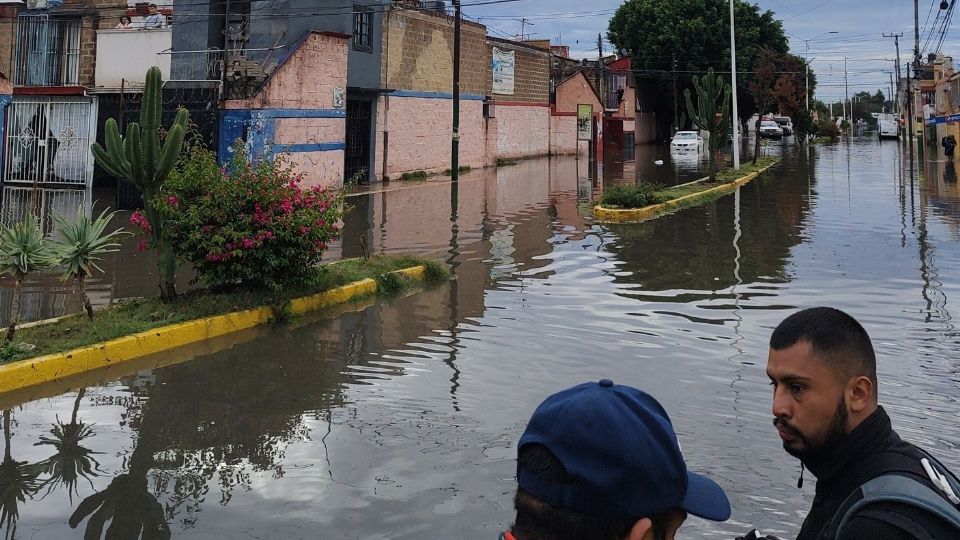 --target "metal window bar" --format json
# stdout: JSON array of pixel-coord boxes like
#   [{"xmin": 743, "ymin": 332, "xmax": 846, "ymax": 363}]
[
  {"xmin": 0, "ymin": 186, "xmax": 89, "ymax": 235},
  {"xmin": 13, "ymin": 15, "xmax": 82, "ymax": 87},
  {"xmin": 3, "ymin": 97, "xmax": 95, "ymax": 186}
]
